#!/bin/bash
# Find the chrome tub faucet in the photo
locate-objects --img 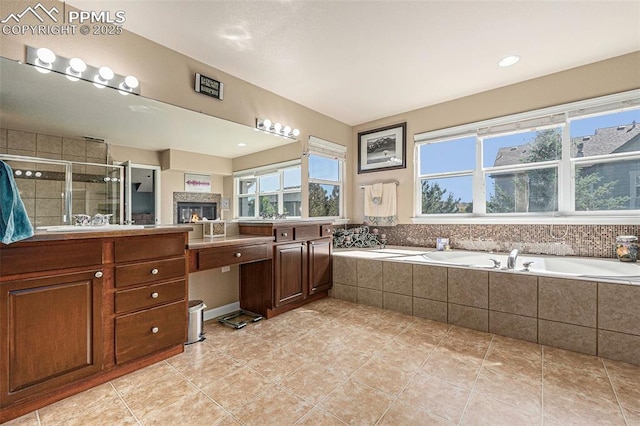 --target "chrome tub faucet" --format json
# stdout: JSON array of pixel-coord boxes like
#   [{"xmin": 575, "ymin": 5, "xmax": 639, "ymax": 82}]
[{"xmin": 507, "ymin": 248, "xmax": 519, "ymax": 269}]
